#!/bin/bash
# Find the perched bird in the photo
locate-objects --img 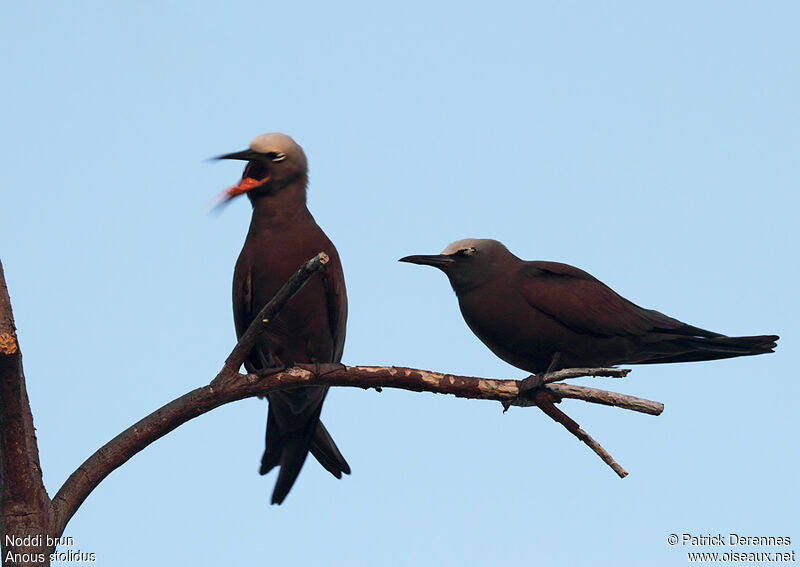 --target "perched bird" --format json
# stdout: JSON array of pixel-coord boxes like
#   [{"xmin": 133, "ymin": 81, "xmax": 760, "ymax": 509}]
[
  {"xmin": 400, "ymin": 239, "xmax": 778, "ymax": 374},
  {"xmin": 217, "ymin": 133, "xmax": 350, "ymax": 504}
]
